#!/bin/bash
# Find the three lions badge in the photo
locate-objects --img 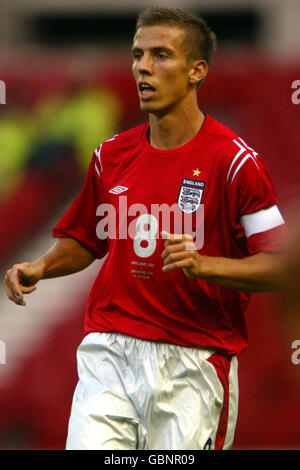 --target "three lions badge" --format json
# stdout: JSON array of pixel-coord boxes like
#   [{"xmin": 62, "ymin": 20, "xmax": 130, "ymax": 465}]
[{"xmin": 177, "ymin": 179, "xmax": 205, "ymax": 214}]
